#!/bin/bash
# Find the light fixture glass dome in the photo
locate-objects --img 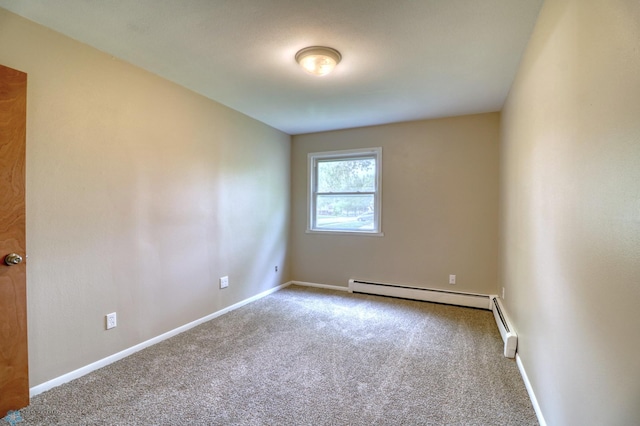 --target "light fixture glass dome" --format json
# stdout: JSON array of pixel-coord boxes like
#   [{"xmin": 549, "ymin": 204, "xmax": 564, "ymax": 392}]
[{"xmin": 295, "ymin": 46, "xmax": 342, "ymax": 76}]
